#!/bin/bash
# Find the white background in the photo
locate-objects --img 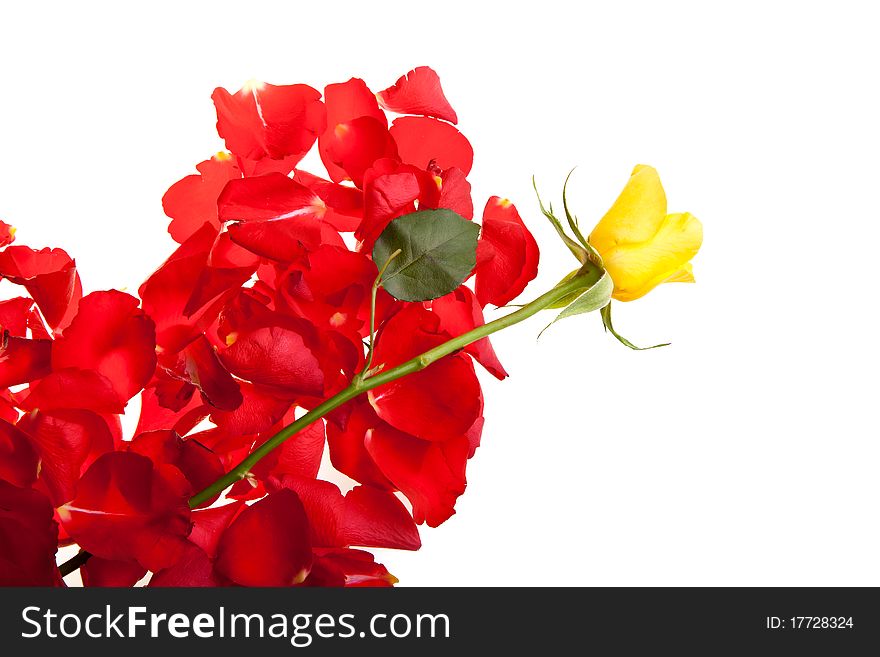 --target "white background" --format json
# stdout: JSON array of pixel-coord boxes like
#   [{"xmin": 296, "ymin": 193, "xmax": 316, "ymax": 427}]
[{"xmin": 2, "ymin": 1, "xmax": 878, "ymax": 586}]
